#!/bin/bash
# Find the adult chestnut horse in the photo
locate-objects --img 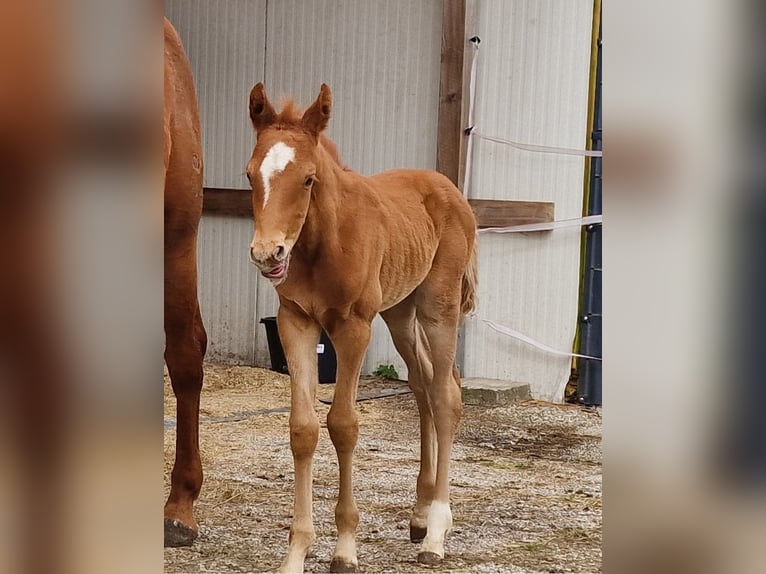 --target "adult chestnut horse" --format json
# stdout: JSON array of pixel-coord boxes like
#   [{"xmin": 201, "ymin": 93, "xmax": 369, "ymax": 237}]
[
  {"xmin": 246, "ymin": 83, "xmax": 477, "ymax": 572},
  {"xmin": 163, "ymin": 17, "xmax": 207, "ymax": 547}
]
